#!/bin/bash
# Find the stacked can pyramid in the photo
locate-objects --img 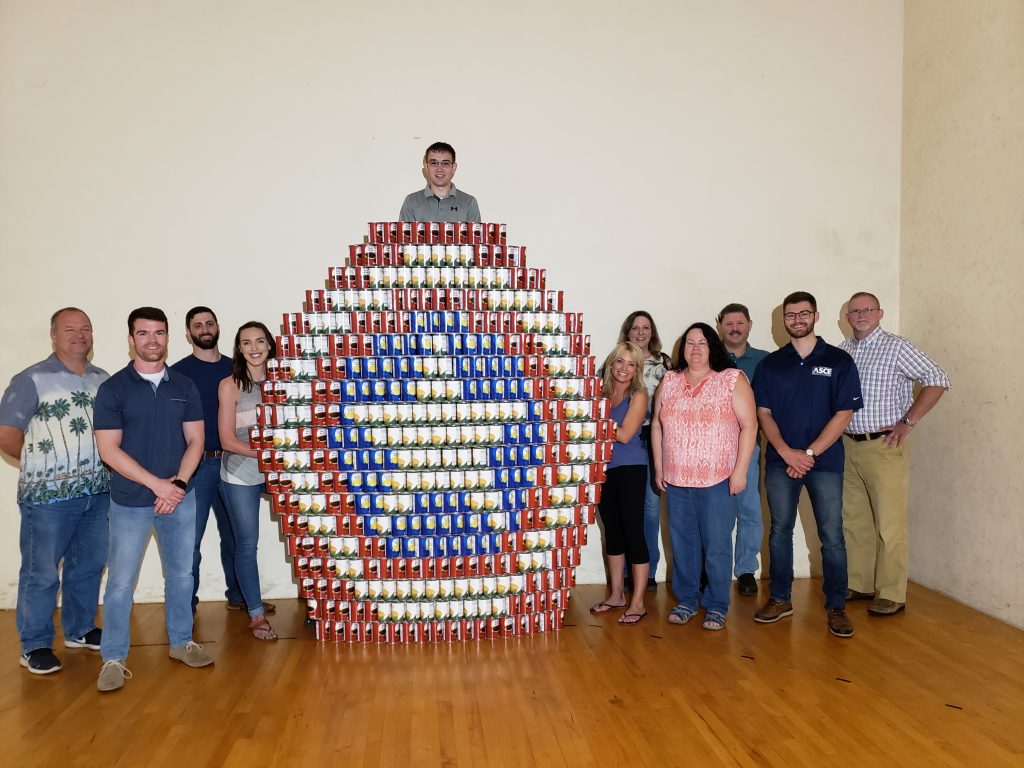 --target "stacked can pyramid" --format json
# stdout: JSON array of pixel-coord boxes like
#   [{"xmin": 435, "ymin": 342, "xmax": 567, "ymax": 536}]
[{"xmin": 256, "ymin": 221, "xmax": 615, "ymax": 643}]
